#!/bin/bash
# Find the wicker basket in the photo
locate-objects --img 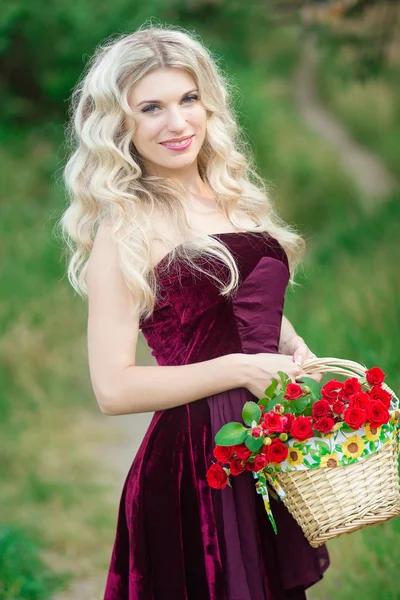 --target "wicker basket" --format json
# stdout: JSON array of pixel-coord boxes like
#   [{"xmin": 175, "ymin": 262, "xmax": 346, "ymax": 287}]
[{"xmin": 274, "ymin": 357, "xmax": 400, "ymax": 548}]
